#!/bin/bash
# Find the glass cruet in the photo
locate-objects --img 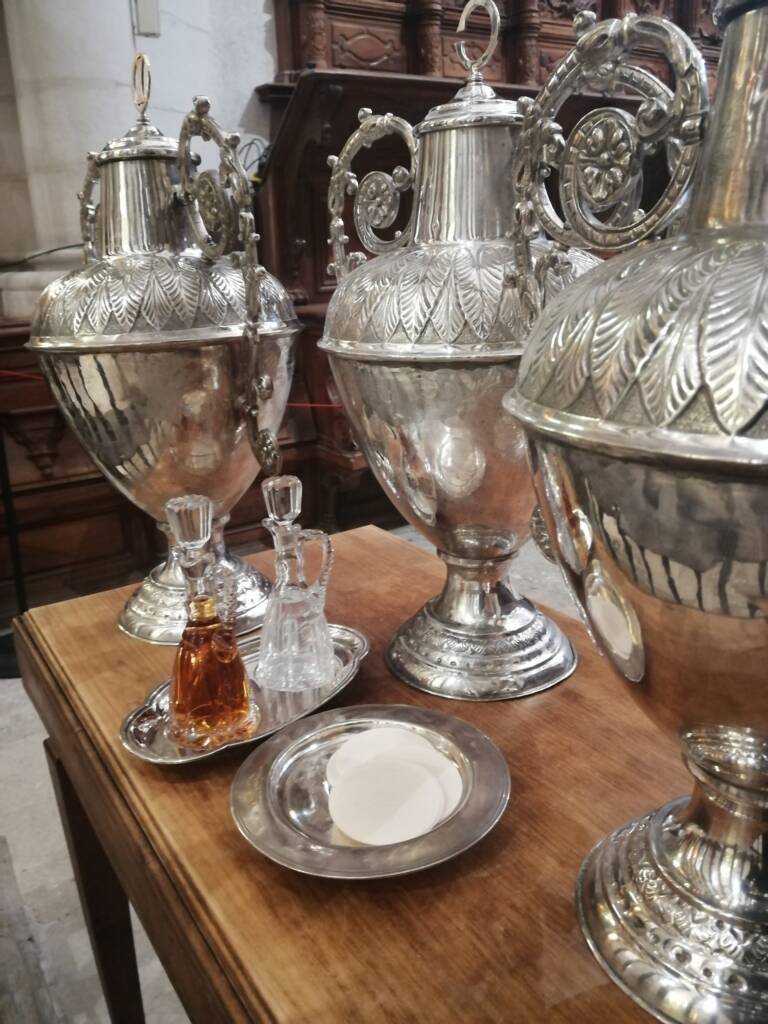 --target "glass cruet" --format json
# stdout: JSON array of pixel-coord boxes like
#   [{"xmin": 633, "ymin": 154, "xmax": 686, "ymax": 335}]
[
  {"xmin": 165, "ymin": 494, "xmax": 257, "ymax": 748},
  {"xmin": 257, "ymin": 476, "xmax": 336, "ymax": 691}
]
